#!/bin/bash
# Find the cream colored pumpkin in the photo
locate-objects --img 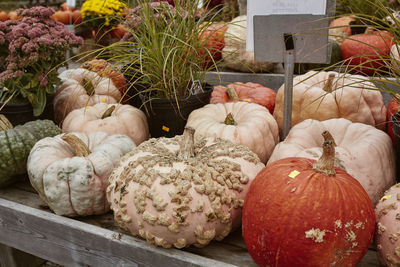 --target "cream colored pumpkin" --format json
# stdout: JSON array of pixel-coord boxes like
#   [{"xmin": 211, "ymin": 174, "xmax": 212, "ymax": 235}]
[
  {"xmin": 273, "ymin": 71, "xmax": 387, "ymax": 136},
  {"xmin": 107, "ymin": 127, "xmax": 264, "ymax": 249},
  {"xmin": 268, "ymin": 118, "xmax": 395, "ymax": 206},
  {"xmin": 222, "ymin": 15, "xmax": 274, "ymax": 73},
  {"xmin": 27, "ymin": 132, "xmax": 135, "ymax": 216},
  {"xmin": 62, "ymin": 103, "xmax": 149, "ymax": 146},
  {"xmin": 54, "ymin": 68, "xmax": 122, "ymax": 124},
  {"xmin": 391, "ymin": 44, "xmax": 400, "ymax": 69},
  {"xmin": 186, "ymin": 102, "xmax": 279, "ymax": 163},
  {"xmin": 375, "ymin": 184, "xmax": 400, "ymax": 266}
]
